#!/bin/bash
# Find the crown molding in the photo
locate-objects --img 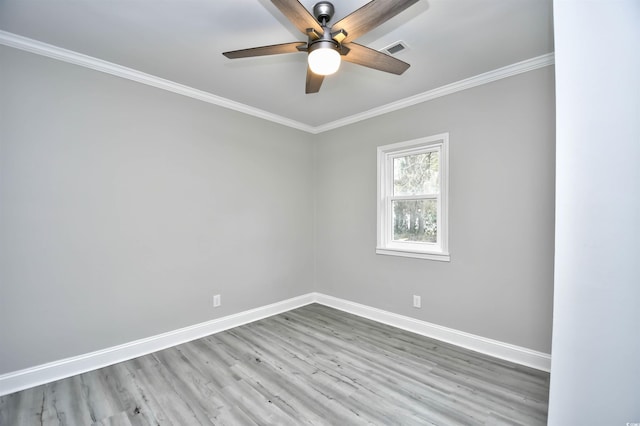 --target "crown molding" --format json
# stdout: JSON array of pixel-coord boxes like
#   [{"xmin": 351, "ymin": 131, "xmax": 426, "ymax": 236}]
[
  {"xmin": 1, "ymin": 30, "xmax": 554, "ymax": 134},
  {"xmin": 312, "ymin": 53, "xmax": 556, "ymax": 133},
  {"xmin": 0, "ymin": 30, "xmax": 316, "ymax": 133}
]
